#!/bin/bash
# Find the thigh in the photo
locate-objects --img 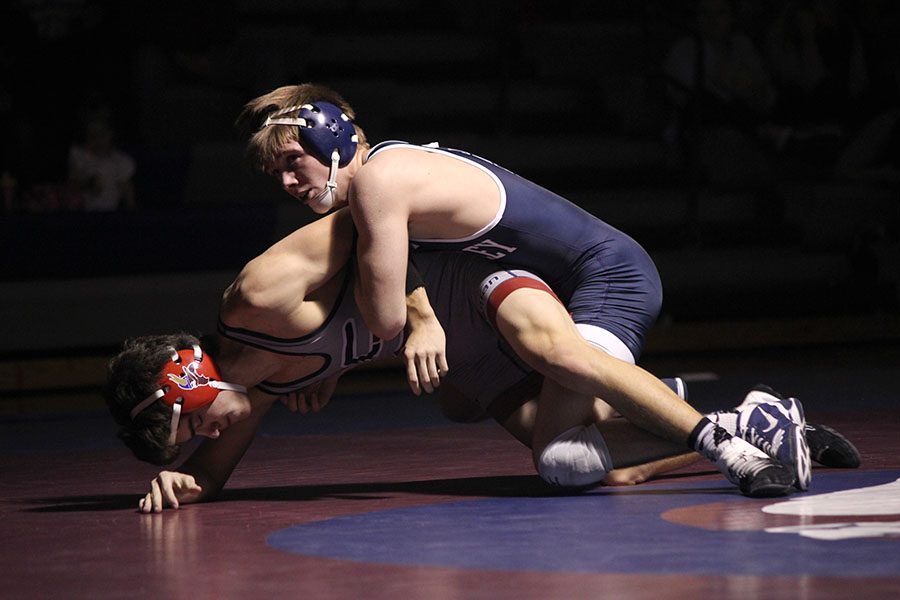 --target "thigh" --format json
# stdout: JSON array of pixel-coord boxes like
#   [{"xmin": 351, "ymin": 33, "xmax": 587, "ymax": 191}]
[{"xmin": 567, "ymin": 240, "xmax": 663, "ymax": 362}]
